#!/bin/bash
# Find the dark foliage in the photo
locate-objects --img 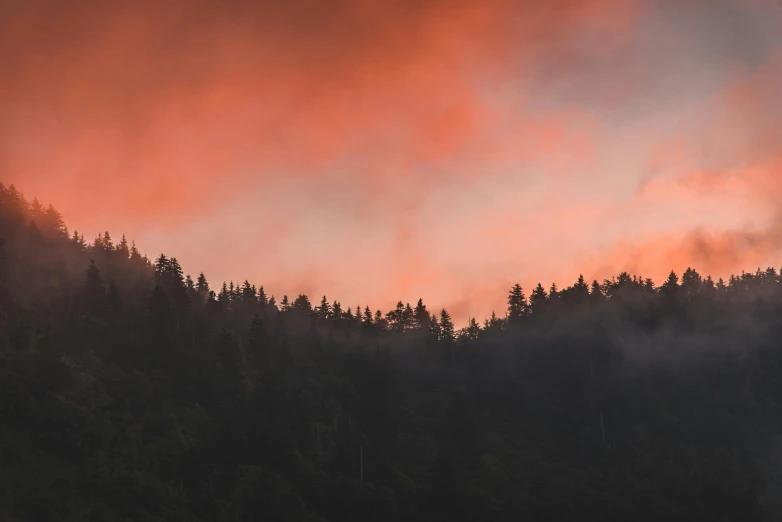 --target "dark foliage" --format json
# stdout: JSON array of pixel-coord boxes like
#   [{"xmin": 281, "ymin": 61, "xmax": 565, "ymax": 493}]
[{"xmin": 1, "ymin": 183, "xmax": 781, "ymax": 521}]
